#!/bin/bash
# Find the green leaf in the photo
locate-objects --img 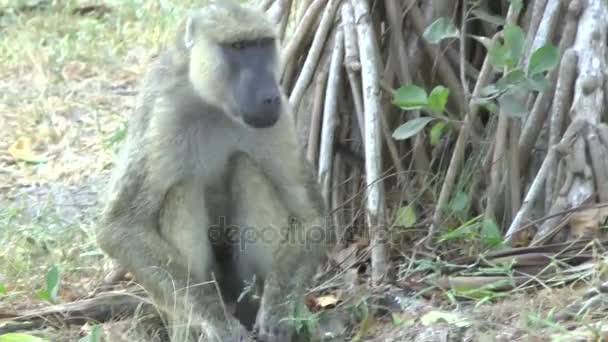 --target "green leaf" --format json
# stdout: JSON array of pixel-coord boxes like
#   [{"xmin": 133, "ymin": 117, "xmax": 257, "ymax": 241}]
[
  {"xmin": 488, "ymin": 43, "xmax": 510, "ymax": 69},
  {"xmin": 439, "ymin": 215, "xmax": 482, "ymax": 242},
  {"xmin": 479, "ymin": 84, "xmax": 501, "ymax": 98},
  {"xmin": 471, "ymin": 9, "xmax": 506, "ymax": 26},
  {"xmin": 496, "ymin": 68, "xmax": 526, "ymax": 90},
  {"xmin": 36, "ymin": 290, "xmax": 50, "ymax": 302},
  {"xmin": 503, "ymin": 25, "xmax": 525, "ymax": 67},
  {"xmin": 392, "ymin": 117, "xmax": 435, "ymax": 141},
  {"xmin": 45, "ymin": 265, "xmax": 60, "ymax": 303},
  {"xmin": 396, "ymin": 205, "xmax": 417, "ymax": 227},
  {"xmin": 450, "ymin": 191, "xmax": 469, "ymax": 214},
  {"xmin": 481, "ymin": 218, "xmax": 503, "ymax": 247},
  {"xmin": 498, "ymin": 88, "xmax": 528, "ymax": 117},
  {"xmin": 526, "ymin": 73, "xmax": 551, "ymax": 92},
  {"xmin": 422, "ymin": 17, "xmax": 459, "ymax": 44},
  {"xmin": 79, "ymin": 325, "xmax": 103, "ymax": 342},
  {"xmin": 428, "ymin": 85, "xmax": 450, "ymax": 113},
  {"xmin": 481, "ymin": 101, "xmax": 499, "ymax": 114},
  {"xmin": 392, "ymin": 85, "xmax": 428, "ymax": 110},
  {"xmin": 0, "ymin": 283, "xmax": 7, "ymax": 295},
  {"xmin": 528, "ymin": 44, "xmax": 559, "ymax": 75},
  {"xmin": 0, "ymin": 333, "xmax": 48, "ymax": 342},
  {"xmin": 430, "ymin": 121, "xmax": 447, "ymax": 146},
  {"xmin": 509, "ymin": 0, "xmax": 523, "ymax": 14}
]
